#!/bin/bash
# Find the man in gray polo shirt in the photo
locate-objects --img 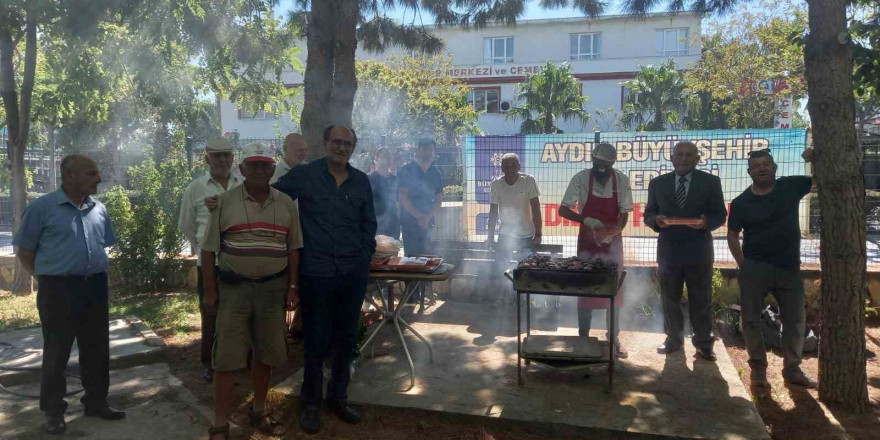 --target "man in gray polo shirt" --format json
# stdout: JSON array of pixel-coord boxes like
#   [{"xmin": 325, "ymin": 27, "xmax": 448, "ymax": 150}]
[{"xmin": 14, "ymin": 155, "xmax": 125, "ymax": 435}]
